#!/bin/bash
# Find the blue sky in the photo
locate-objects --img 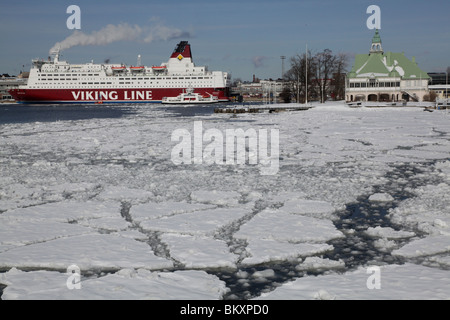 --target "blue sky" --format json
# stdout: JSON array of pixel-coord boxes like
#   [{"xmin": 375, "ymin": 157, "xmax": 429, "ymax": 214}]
[{"xmin": 1, "ymin": 0, "xmax": 449, "ymax": 81}]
